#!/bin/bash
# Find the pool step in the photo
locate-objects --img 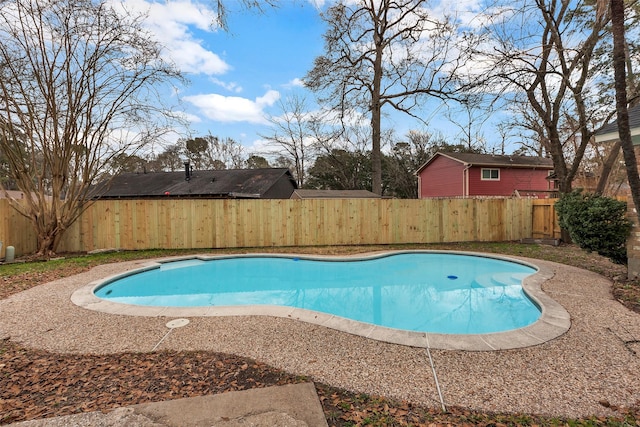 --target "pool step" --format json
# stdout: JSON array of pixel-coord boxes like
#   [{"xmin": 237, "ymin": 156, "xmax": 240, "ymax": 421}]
[
  {"xmin": 160, "ymin": 259, "xmax": 206, "ymax": 271},
  {"xmin": 473, "ymin": 272, "xmax": 529, "ymax": 288}
]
